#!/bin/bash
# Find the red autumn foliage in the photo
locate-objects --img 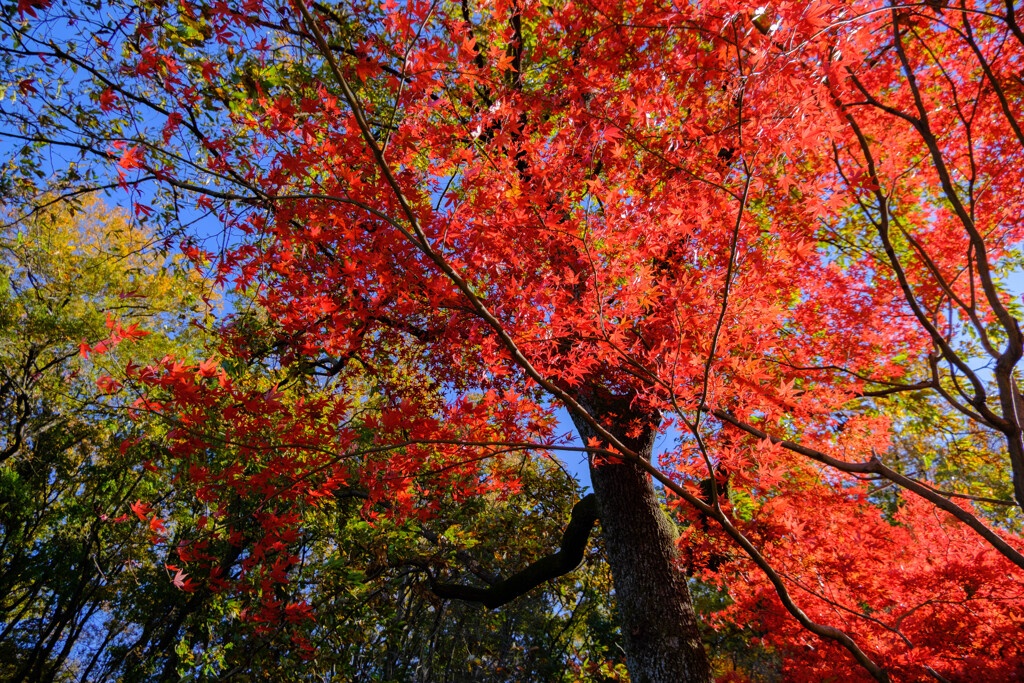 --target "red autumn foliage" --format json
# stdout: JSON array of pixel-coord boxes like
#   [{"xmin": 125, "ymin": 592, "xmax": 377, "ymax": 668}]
[{"xmin": 18, "ymin": 0, "xmax": 1024, "ymax": 679}]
